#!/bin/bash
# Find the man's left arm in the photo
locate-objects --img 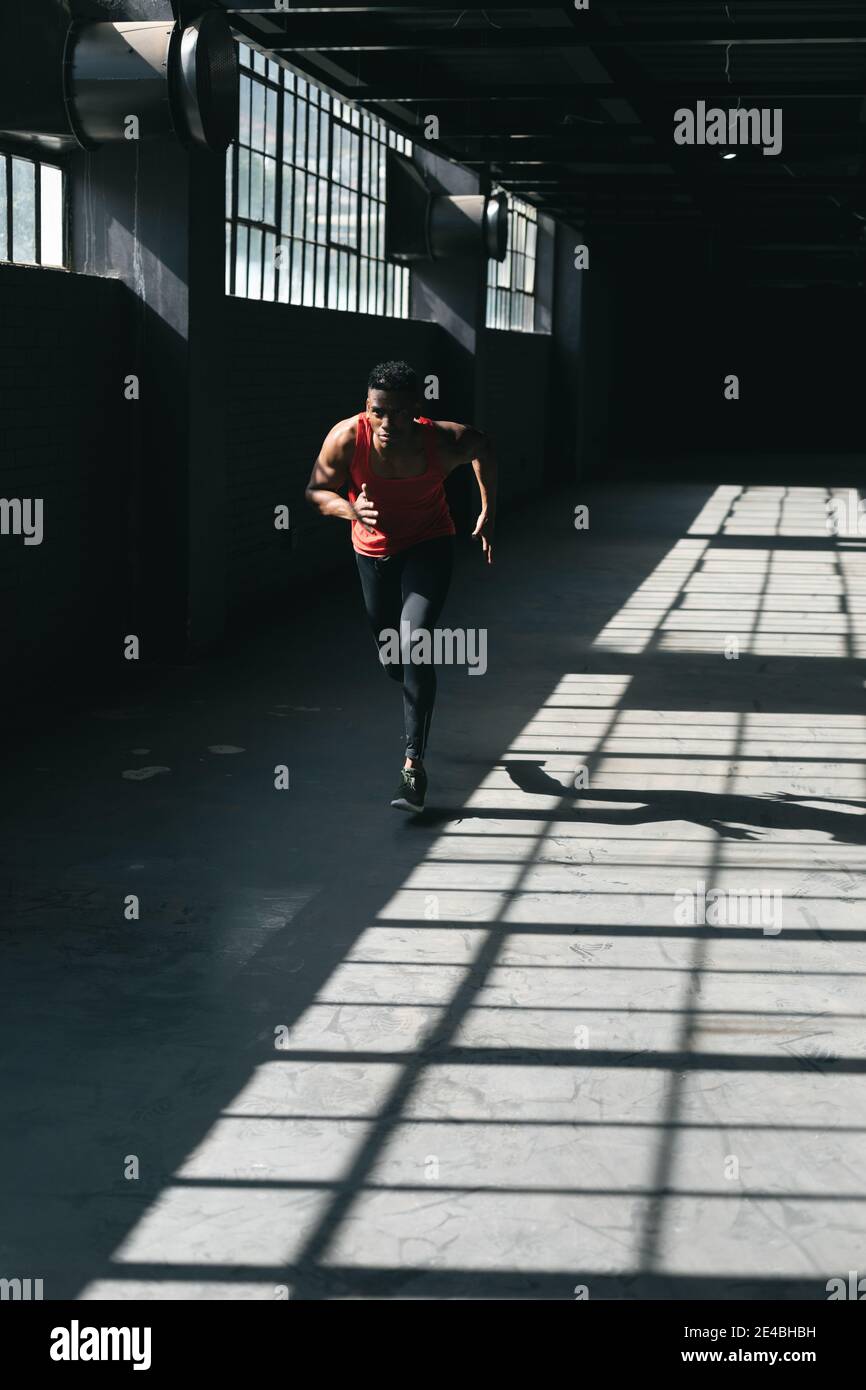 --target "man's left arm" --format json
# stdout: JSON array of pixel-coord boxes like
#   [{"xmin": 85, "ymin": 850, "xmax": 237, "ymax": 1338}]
[
  {"xmin": 466, "ymin": 427, "xmax": 497, "ymax": 566},
  {"xmin": 437, "ymin": 421, "xmax": 498, "ymax": 565}
]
